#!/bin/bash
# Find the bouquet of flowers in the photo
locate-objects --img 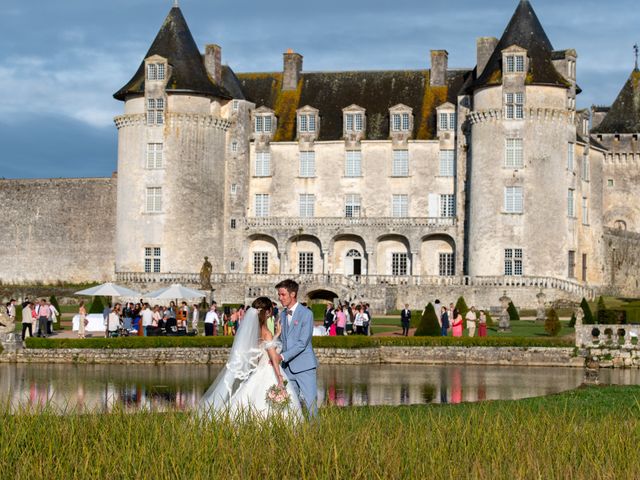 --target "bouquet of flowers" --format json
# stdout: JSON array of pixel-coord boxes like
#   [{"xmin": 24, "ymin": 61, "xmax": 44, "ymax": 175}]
[{"xmin": 265, "ymin": 381, "xmax": 291, "ymax": 408}]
